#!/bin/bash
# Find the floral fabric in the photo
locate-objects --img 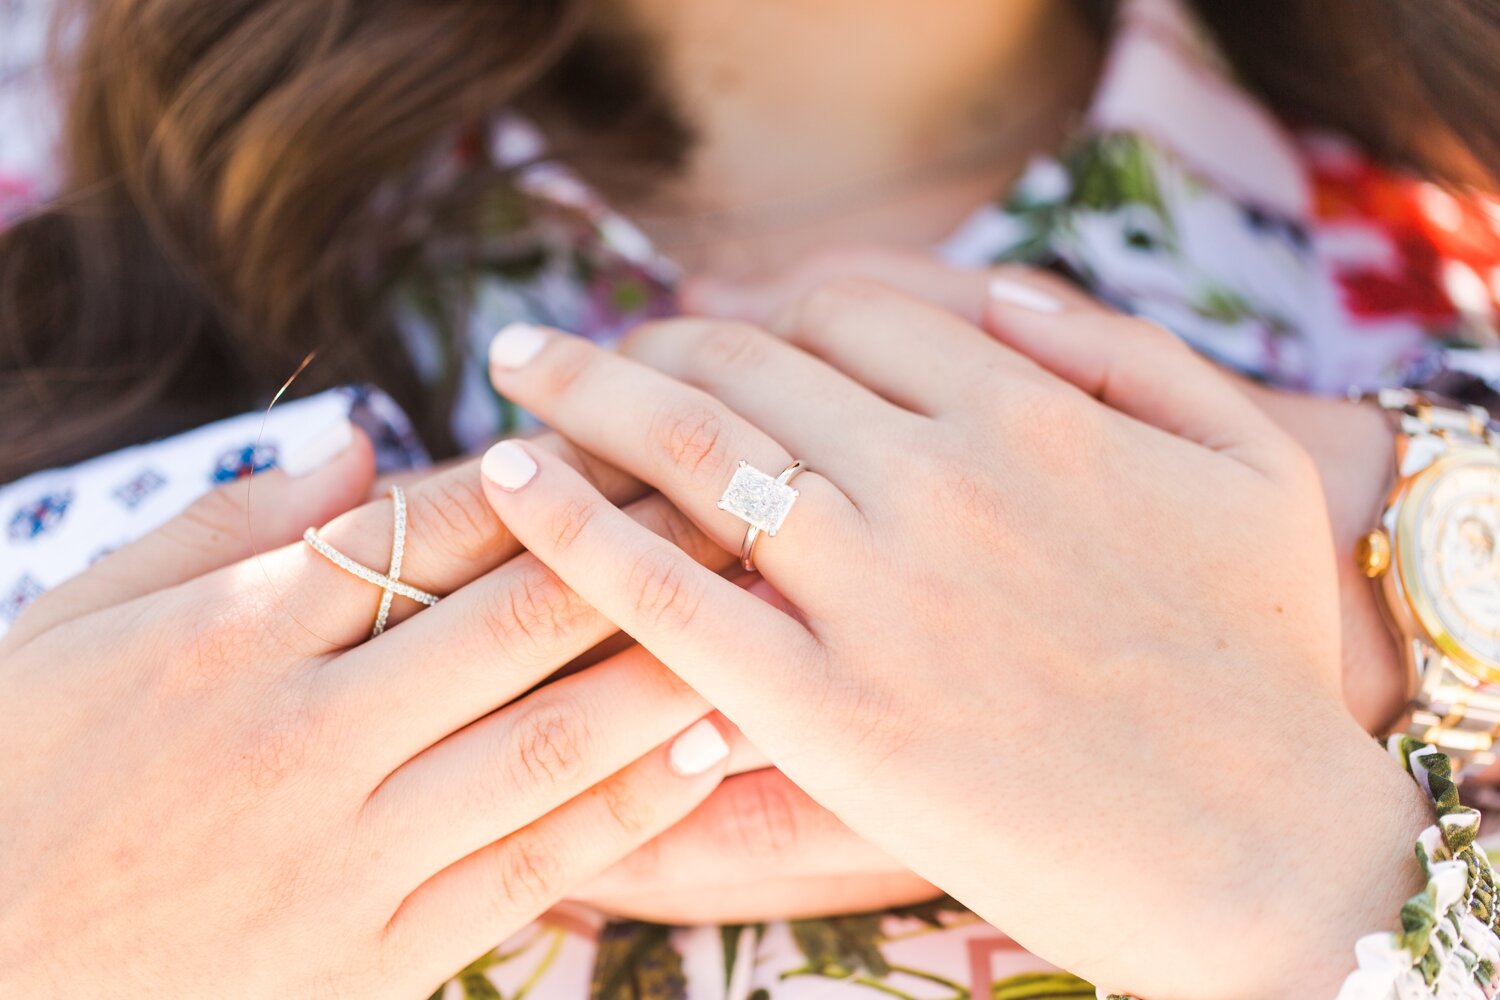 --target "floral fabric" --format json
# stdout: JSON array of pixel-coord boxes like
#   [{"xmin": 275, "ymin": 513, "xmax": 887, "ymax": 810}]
[{"xmin": 7, "ymin": 0, "xmax": 1500, "ymax": 996}]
